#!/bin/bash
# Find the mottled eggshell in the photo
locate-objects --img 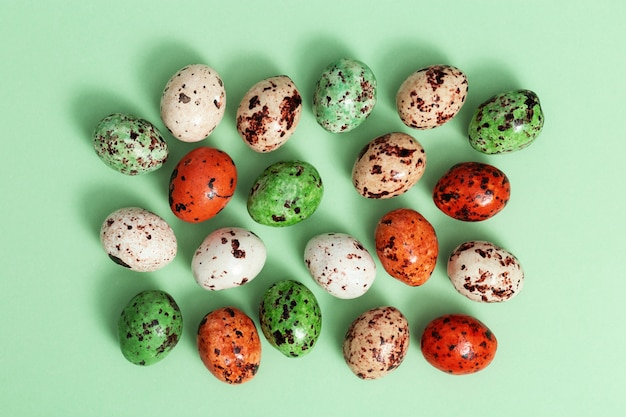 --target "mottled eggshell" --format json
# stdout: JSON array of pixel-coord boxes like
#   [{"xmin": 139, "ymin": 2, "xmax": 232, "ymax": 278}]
[
  {"xmin": 247, "ymin": 160, "xmax": 323, "ymax": 227},
  {"xmin": 160, "ymin": 64, "xmax": 226, "ymax": 142},
  {"xmin": 447, "ymin": 240, "xmax": 524, "ymax": 302},
  {"xmin": 343, "ymin": 306, "xmax": 410, "ymax": 379},
  {"xmin": 352, "ymin": 132, "xmax": 426, "ymax": 199},
  {"xmin": 100, "ymin": 207, "xmax": 177, "ymax": 272},
  {"xmin": 396, "ymin": 65, "xmax": 468, "ymax": 129},
  {"xmin": 375, "ymin": 208, "xmax": 438, "ymax": 286},
  {"xmin": 304, "ymin": 233, "xmax": 376, "ymax": 299},
  {"xmin": 259, "ymin": 280, "xmax": 322, "ymax": 358},
  {"xmin": 117, "ymin": 290, "xmax": 183, "ymax": 366},
  {"xmin": 169, "ymin": 146, "xmax": 237, "ymax": 223},
  {"xmin": 236, "ymin": 75, "xmax": 302, "ymax": 152},
  {"xmin": 93, "ymin": 113, "xmax": 168, "ymax": 175},
  {"xmin": 197, "ymin": 306, "xmax": 261, "ymax": 384},
  {"xmin": 192, "ymin": 227, "xmax": 267, "ymax": 291},
  {"xmin": 468, "ymin": 89, "xmax": 544, "ymax": 154},
  {"xmin": 433, "ymin": 161, "xmax": 510, "ymax": 222},
  {"xmin": 313, "ymin": 58, "xmax": 377, "ymax": 133},
  {"xmin": 420, "ymin": 314, "xmax": 497, "ymax": 375}
]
